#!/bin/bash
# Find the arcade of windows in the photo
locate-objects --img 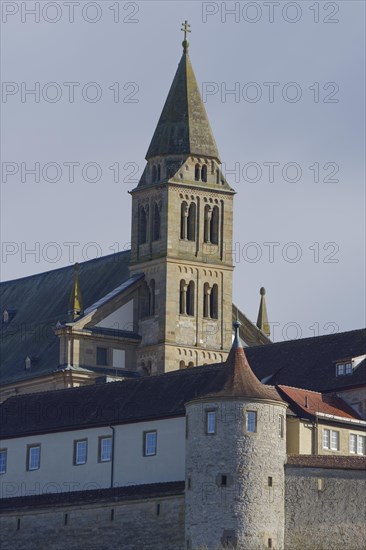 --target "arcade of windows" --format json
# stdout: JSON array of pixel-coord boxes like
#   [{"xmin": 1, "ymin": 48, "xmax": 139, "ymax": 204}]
[
  {"xmin": 179, "ymin": 281, "xmax": 218, "ymax": 319},
  {"xmin": 180, "ymin": 201, "xmax": 220, "ymax": 245},
  {"xmin": 139, "ymin": 202, "xmax": 161, "ymax": 245}
]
